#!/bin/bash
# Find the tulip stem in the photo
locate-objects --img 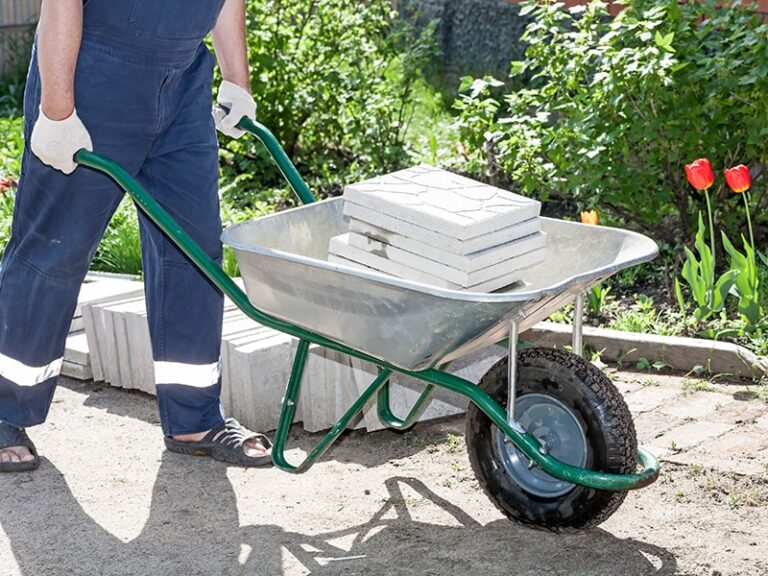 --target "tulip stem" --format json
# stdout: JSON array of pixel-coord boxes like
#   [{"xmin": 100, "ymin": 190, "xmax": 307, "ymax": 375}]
[
  {"xmin": 704, "ymin": 188, "xmax": 716, "ymax": 267},
  {"xmin": 743, "ymin": 191, "xmax": 755, "ymax": 253}
]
